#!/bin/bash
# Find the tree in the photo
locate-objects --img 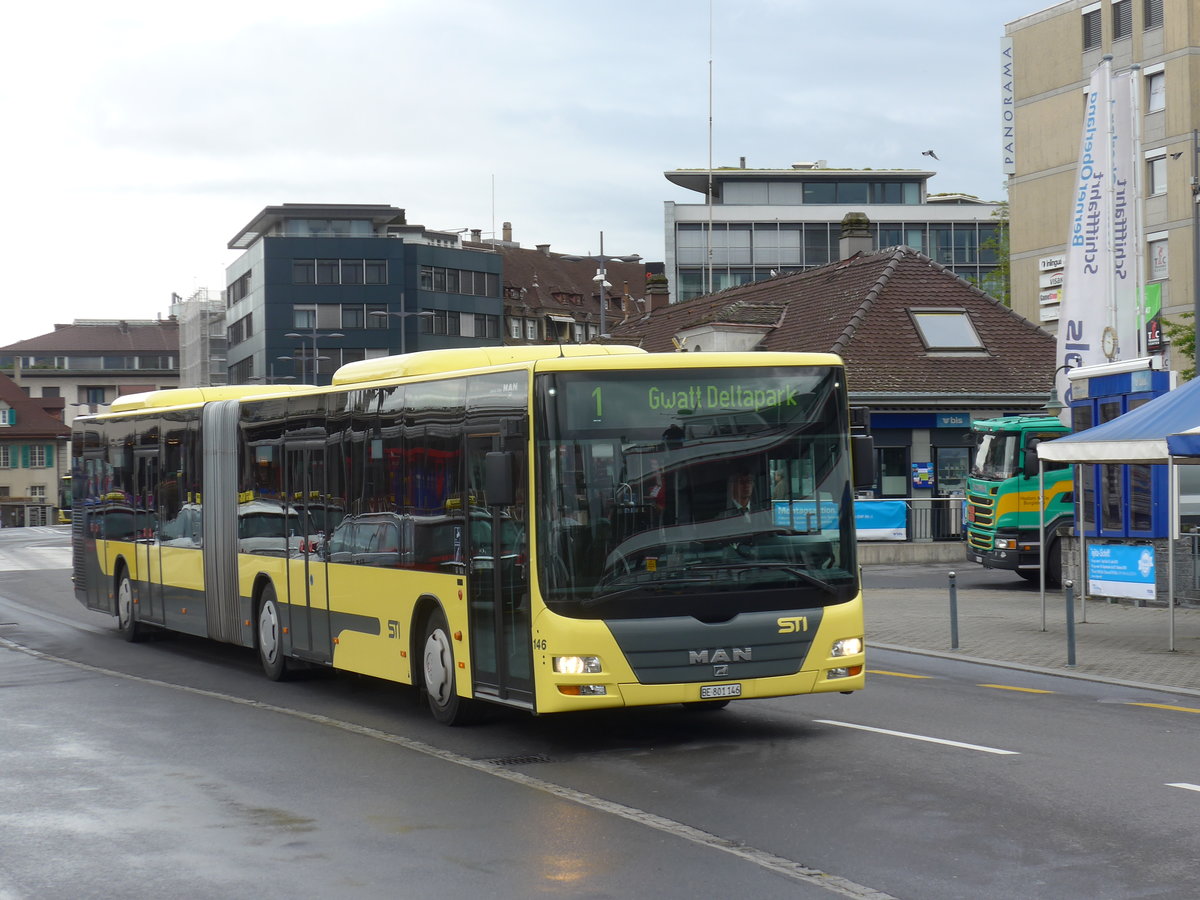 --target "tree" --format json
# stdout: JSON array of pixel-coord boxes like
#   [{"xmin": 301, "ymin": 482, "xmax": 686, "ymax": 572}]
[
  {"xmin": 975, "ymin": 201, "xmax": 1010, "ymax": 306},
  {"xmin": 1163, "ymin": 313, "xmax": 1196, "ymax": 382}
]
